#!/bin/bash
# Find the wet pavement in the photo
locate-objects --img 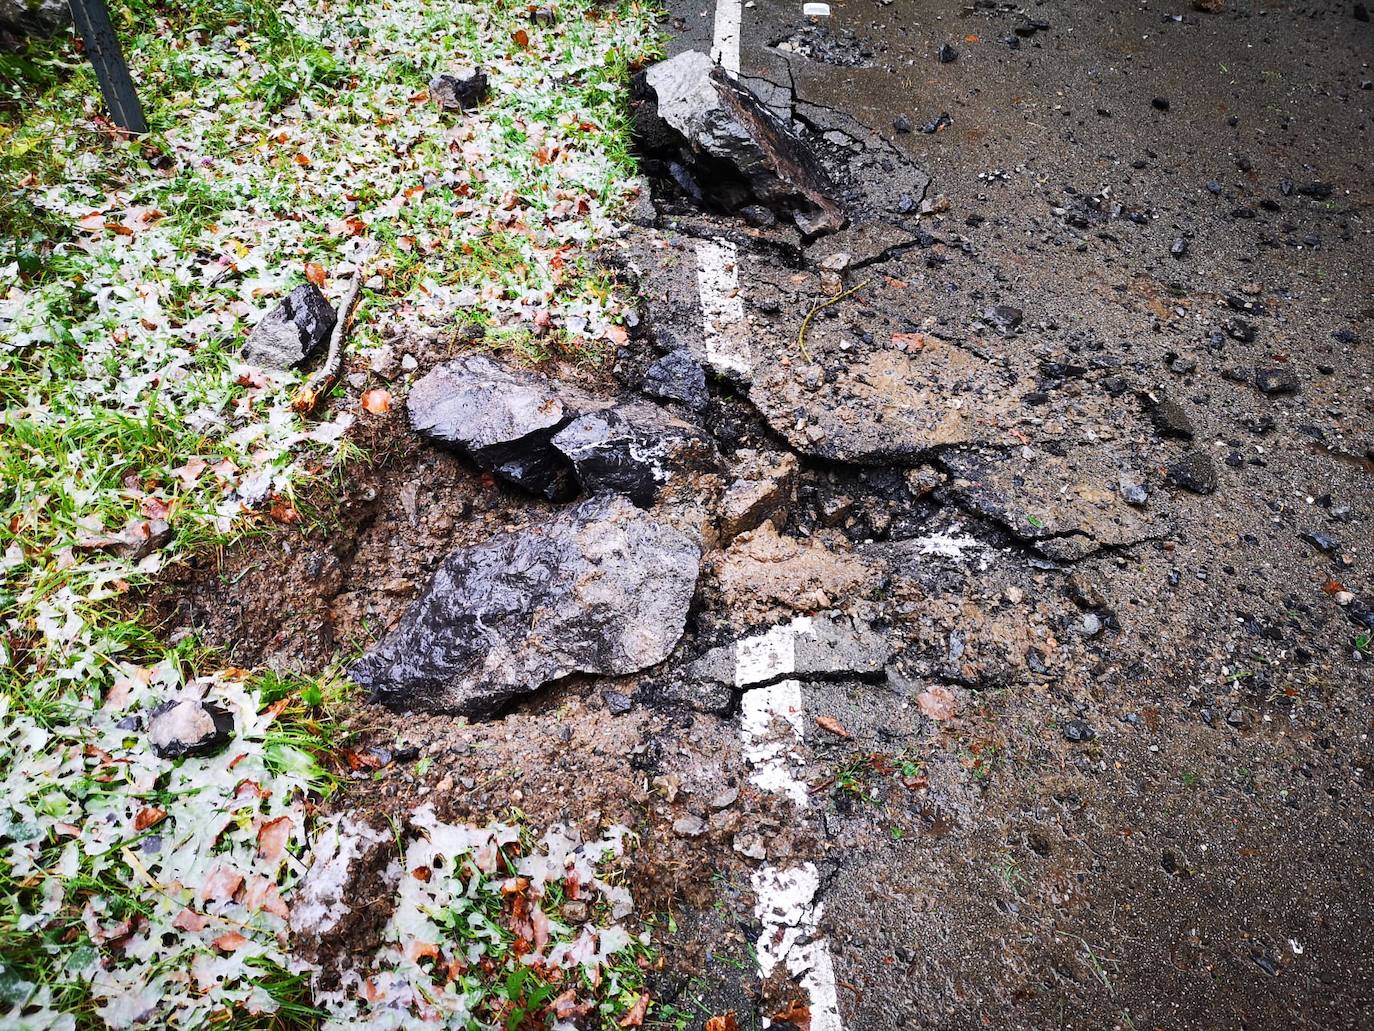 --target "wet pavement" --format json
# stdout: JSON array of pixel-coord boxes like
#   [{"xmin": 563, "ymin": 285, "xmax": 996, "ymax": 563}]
[{"xmin": 638, "ymin": 0, "xmax": 1374, "ymax": 1027}]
